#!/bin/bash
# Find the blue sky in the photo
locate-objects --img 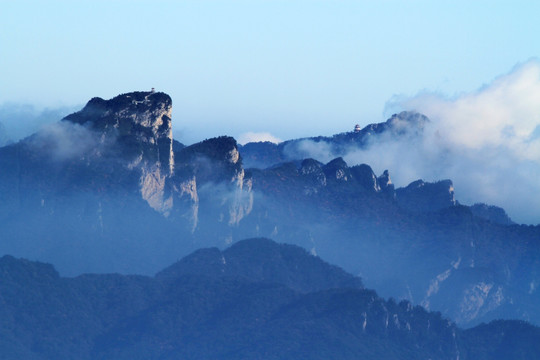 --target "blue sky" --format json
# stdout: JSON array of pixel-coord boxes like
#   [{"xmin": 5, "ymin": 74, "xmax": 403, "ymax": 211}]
[{"xmin": 2, "ymin": 1, "xmax": 540, "ymax": 143}]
